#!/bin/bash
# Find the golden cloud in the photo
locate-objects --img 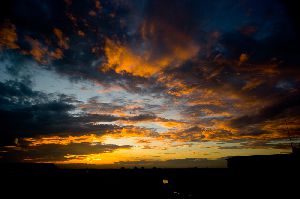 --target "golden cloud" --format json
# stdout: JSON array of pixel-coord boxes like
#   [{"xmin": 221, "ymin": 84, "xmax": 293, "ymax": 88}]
[
  {"xmin": 242, "ymin": 78, "xmax": 264, "ymax": 91},
  {"xmin": 95, "ymin": 0, "xmax": 102, "ymax": 10},
  {"xmin": 103, "ymin": 38, "xmax": 167, "ymax": 77},
  {"xmin": 53, "ymin": 28, "xmax": 70, "ymax": 49},
  {"xmin": 23, "ymin": 134, "xmax": 105, "ymax": 146},
  {"xmin": 25, "ymin": 36, "xmax": 49, "ymax": 63},
  {"xmin": 50, "ymin": 48, "xmax": 64, "ymax": 59},
  {"xmin": 25, "ymin": 36, "xmax": 64, "ymax": 63},
  {"xmin": 102, "ymin": 21, "xmax": 200, "ymax": 77},
  {"xmin": 239, "ymin": 53, "xmax": 249, "ymax": 64},
  {"xmin": 157, "ymin": 74, "xmax": 197, "ymax": 97},
  {"xmin": 0, "ymin": 22, "xmax": 19, "ymax": 50}
]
